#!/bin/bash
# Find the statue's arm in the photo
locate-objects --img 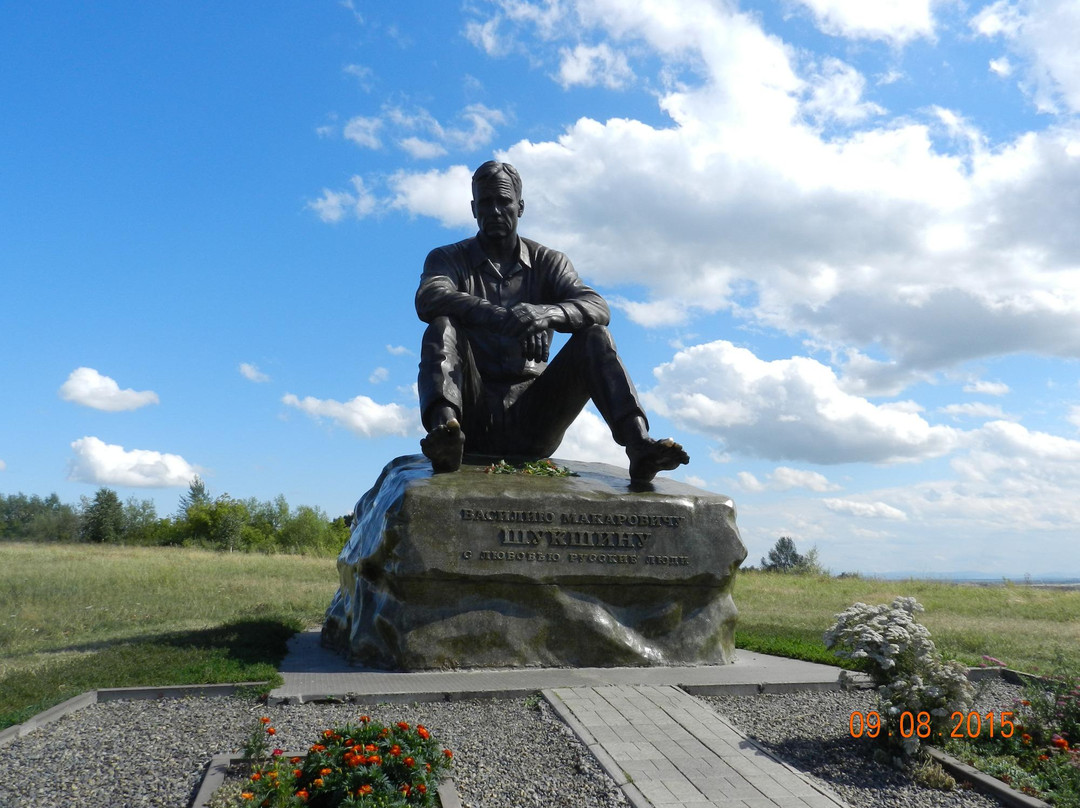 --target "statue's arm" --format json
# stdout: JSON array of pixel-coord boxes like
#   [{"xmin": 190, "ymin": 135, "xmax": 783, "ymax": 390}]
[
  {"xmin": 415, "ymin": 248, "xmax": 507, "ymax": 330},
  {"xmin": 544, "ymin": 251, "xmax": 610, "ymax": 333}
]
